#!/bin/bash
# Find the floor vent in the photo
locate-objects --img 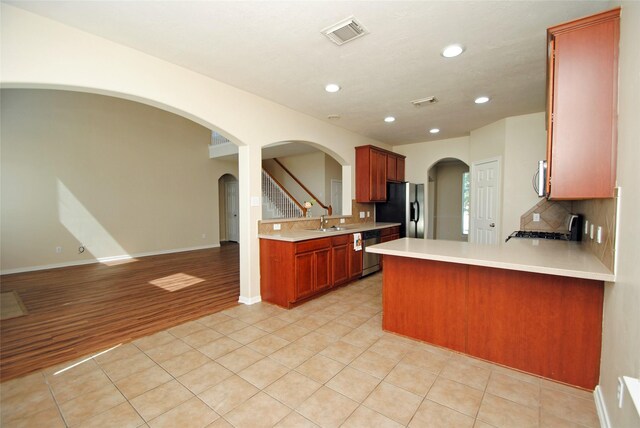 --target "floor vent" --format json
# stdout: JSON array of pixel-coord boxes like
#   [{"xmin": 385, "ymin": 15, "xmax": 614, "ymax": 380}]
[{"xmin": 321, "ymin": 16, "xmax": 368, "ymax": 46}]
